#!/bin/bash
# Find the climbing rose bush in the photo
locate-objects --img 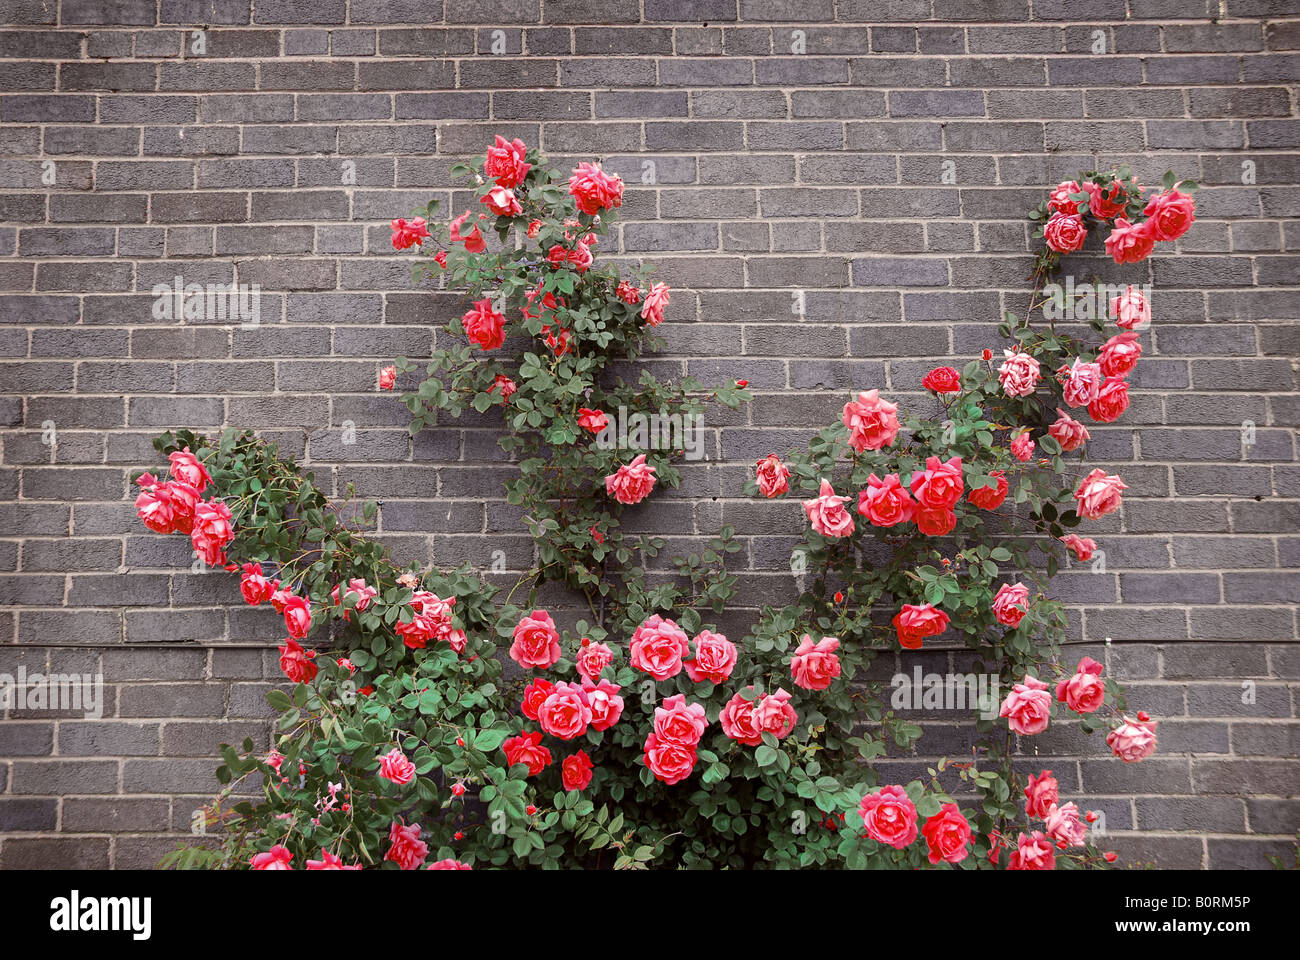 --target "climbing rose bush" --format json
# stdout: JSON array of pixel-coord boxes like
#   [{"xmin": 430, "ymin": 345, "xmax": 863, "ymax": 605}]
[{"xmin": 143, "ymin": 149, "xmax": 1193, "ymax": 870}]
